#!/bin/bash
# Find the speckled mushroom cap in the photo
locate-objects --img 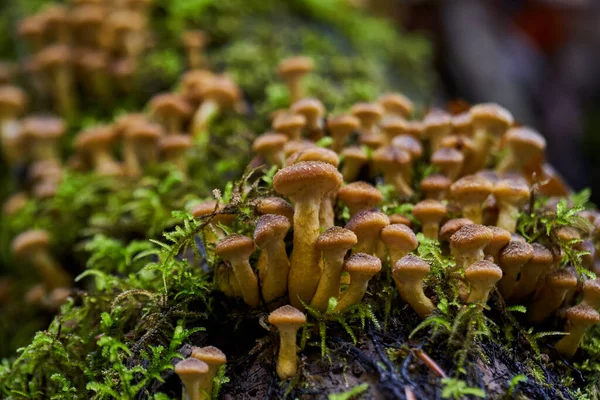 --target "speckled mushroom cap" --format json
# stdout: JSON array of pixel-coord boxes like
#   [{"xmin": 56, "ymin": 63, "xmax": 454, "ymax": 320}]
[
  {"xmin": 22, "ymin": 116, "xmax": 65, "ymax": 139},
  {"xmin": 315, "ymin": 227, "xmax": 357, "ymax": 252},
  {"xmin": 201, "ymin": 76, "xmax": 240, "ymax": 108},
  {"xmin": 344, "ymin": 253, "xmax": 382, "ymax": 278},
  {"xmin": 215, "ymin": 234, "xmax": 255, "ymax": 260},
  {"xmin": 252, "ymin": 132, "xmax": 288, "ymax": 153},
  {"xmin": 393, "ymin": 254, "xmax": 430, "ymax": 280},
  {"xmin": 158, "ymin": 134, "xmax": 193, "ymax": 152},
  {"xmin": 452, "ymin": 112, "xmax": 473, "ymax": 136},
  {"xmin": 181, "ymin": 30, "xmax": 208, "ymax": 48},
  {"xmin": 424, "ymin": 109, "xmax": 452, "ymax": 132},
  {"xmin": 12, "ymin": 230, "xmax": 50, "ymax": 256},
  {"xmin": 546, "ymin": 268, "xmax": 578, "ymax": 290},
  {"xmin": 0, "ymin": 85, "xmax": 28, "ymax": 116},
  {"xmin": 583, "ymin": 279, "xmax": 600, "ymax": 309},
  {"xmin": 465, "ymin": 260, "xmax": 503, "ymax": 284},
  {"xmin": 413, "ymin": 200, "xmax": 447, "ymax": 223},
  {"xmin": 191, "ymin": 346, "xmax": 227, "ymax": 367},
  {"xmin": 381, "ymin": 117, "xmax": 409, "ymax": 138},
  {"xmin": 499, "ymin": 241, "xmax": 534, "ymax": 267},
  {"xmin": 190, "ymin": 200, "xmax": 235, "ymax": 225},
  {"xmin": 254, "ymin": 214, "xmax": 291, "ymax": 248},
  {"xmin": 268, "ymin": 304, "xmax": 307, "ymax": 326},
  {"xmin": 451, "ymin": 175, "xmax": 493, "ymax": 203},
  {"xmin": 273, "ymin": 161, "xmax": 342, "ymax": 200},
  {"xmin": 504, "ymin": 127, "xmax": 546, "ymax": 153},
  {"xmin": 378, "ymin": 92, "xmax": 413, "ymax": 117},
  {"xmin": 174, "ymin": 357, "xmax": 209, "ymax": 379},
  {"xmin": 439, "ymin": 219, "xmax": 474, "ymax": 242},
  {"xmin": 340, "ymin": 146, "xmax": 368, "ymax": 163},
  {"xmin": 421, "ymin": 174, "xmax": 452, "ymax": 195},
  {"xmin": 470, "ymin": 103, "xmax": 513, "ymax": 133},
  {"xmin": 149, "ymin": 93, "xmax": 192, "ymax": 119},
  {"xmin": 290, "ymin": 147, "xmax": 339, "ymax": 167},
  {"xmin": 484, "ymin": 226, "xmax": 512, "ymax": 255},
  {"xmin": 494, "ymin": 179, "xmax": 530, "ymax": 205},
  {"xmin": 450, "ymin": 224, "xmax": 493, "ymax": 252},
  {"xmin": 431, "ymin": 147, "xmax": 463, "ymax": 168},
  {"xmin": 529, "ymin": 243, "xmax": 553, "ymax": 266},
  {"xmin": 255, "ymin": 197, "xmax": 294, "ymax": 223},
  {"xmin": 372, "ymin": 146, "xmax": 411, "ymax": 169},
  {"xmin": 291, "ymin": 98, "xmax": 324, "ymax": 120},
  {"xmin": 351, "ymin": 103, "xmax": 384, "ymax": 127},
  {"xmin": 345, "ymin": 211, "xmax": 390, "ymax": 238},
  {"xmin": 277, "ymin": 56, "xmax": 314, "ymax": 80},
  {"xmin": 74, "ymin": 126, "xmax": 116, "ymax": 151},
  {"xmin": 327, "ymin": 114, "xmax": 359, "ymax": 133},
  {"xmin": 392, "ymin": 134, "xmax": 423, "ymax": 159},
  {"xmin": 565, "ymin": 304, "xmax": 600, "ymax": 325},
  {"xmin": 337, "ymin": 182, "xmax": 382, "ymax": 212},
  {"xmin": 380, "ymin": 224, "xmax": 418, "ymax": 252}
]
